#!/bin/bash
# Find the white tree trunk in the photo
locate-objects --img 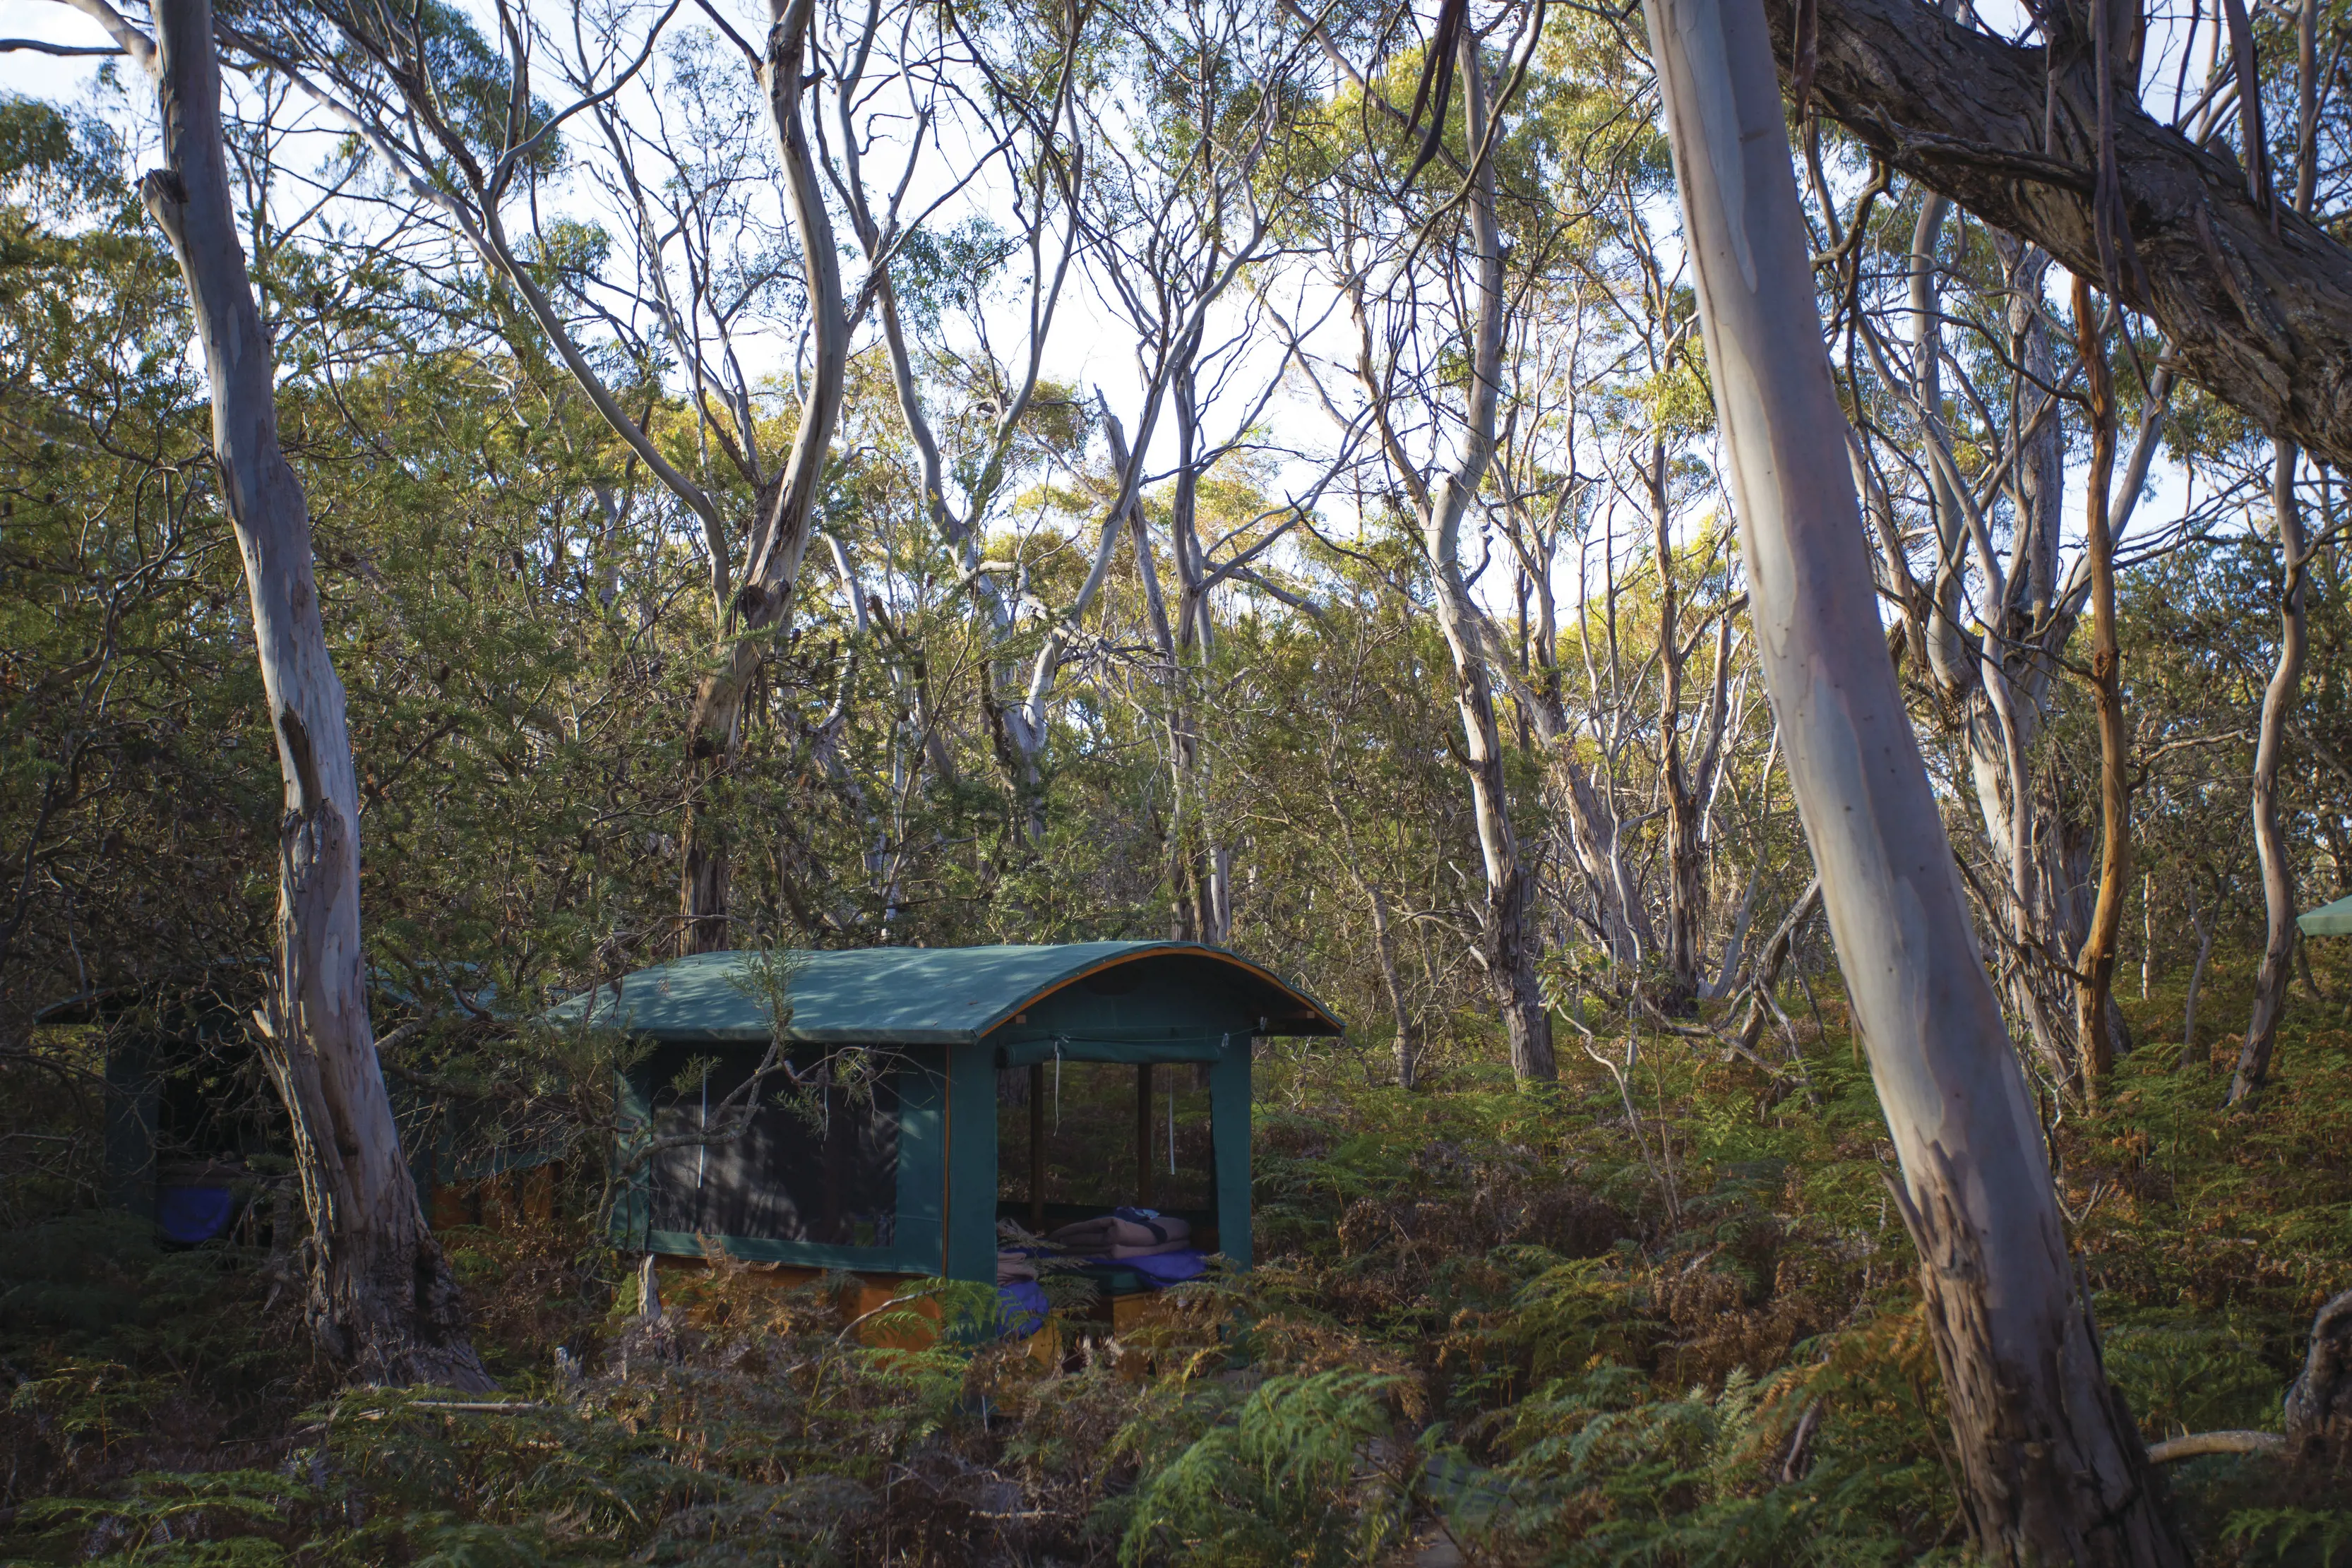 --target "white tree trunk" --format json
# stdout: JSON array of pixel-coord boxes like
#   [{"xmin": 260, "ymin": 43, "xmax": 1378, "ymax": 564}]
[
  {"xmin": 1909, "ymin": 193, "xmax": 1971, "ymax": 698},
  {"xmin": 141, "ymin": 0, "xmax": 486, "ymax": 1389},
  {"xmin": 2233, "ymin": 441, "xmax": 2310, "ymax": 1101},
  {"xmin": 1415, "ymin": 36, "xmax": 1552, "ymax": 1082},
  {"xmin": 1646, "ymin": 0, "xmax": 2183, "ymax": 1556},
  {"xmin": 2180, "ymin": 885, "xmax": 2215, "ymax": 1071}
]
